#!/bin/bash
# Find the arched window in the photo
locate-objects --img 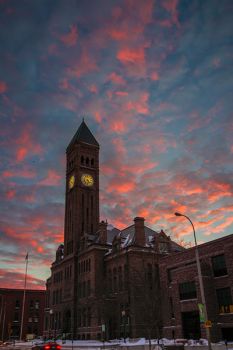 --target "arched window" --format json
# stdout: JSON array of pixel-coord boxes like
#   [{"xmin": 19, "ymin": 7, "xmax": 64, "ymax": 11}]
[
  {"xmin": 81, "ymin": 156, "xmax": 84, "ymax": 164},
  {"xmin": 91, "ymin": 158, "xmax": 94, "ymax": 166},
  {"xmin": 86, "ymin": 157, "xmax": 89, "ymax": 166}
]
